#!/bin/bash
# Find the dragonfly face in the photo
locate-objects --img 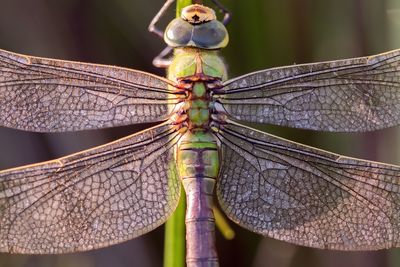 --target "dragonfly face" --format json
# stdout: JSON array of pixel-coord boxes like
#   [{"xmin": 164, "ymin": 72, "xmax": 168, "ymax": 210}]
[
  {"xmin": 165, "ymin": 5, "xmax": 228, "ymax": 50},
  {"xmin": 0, "ymin": 2, "xmax": 400, "ymax": 267}
]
